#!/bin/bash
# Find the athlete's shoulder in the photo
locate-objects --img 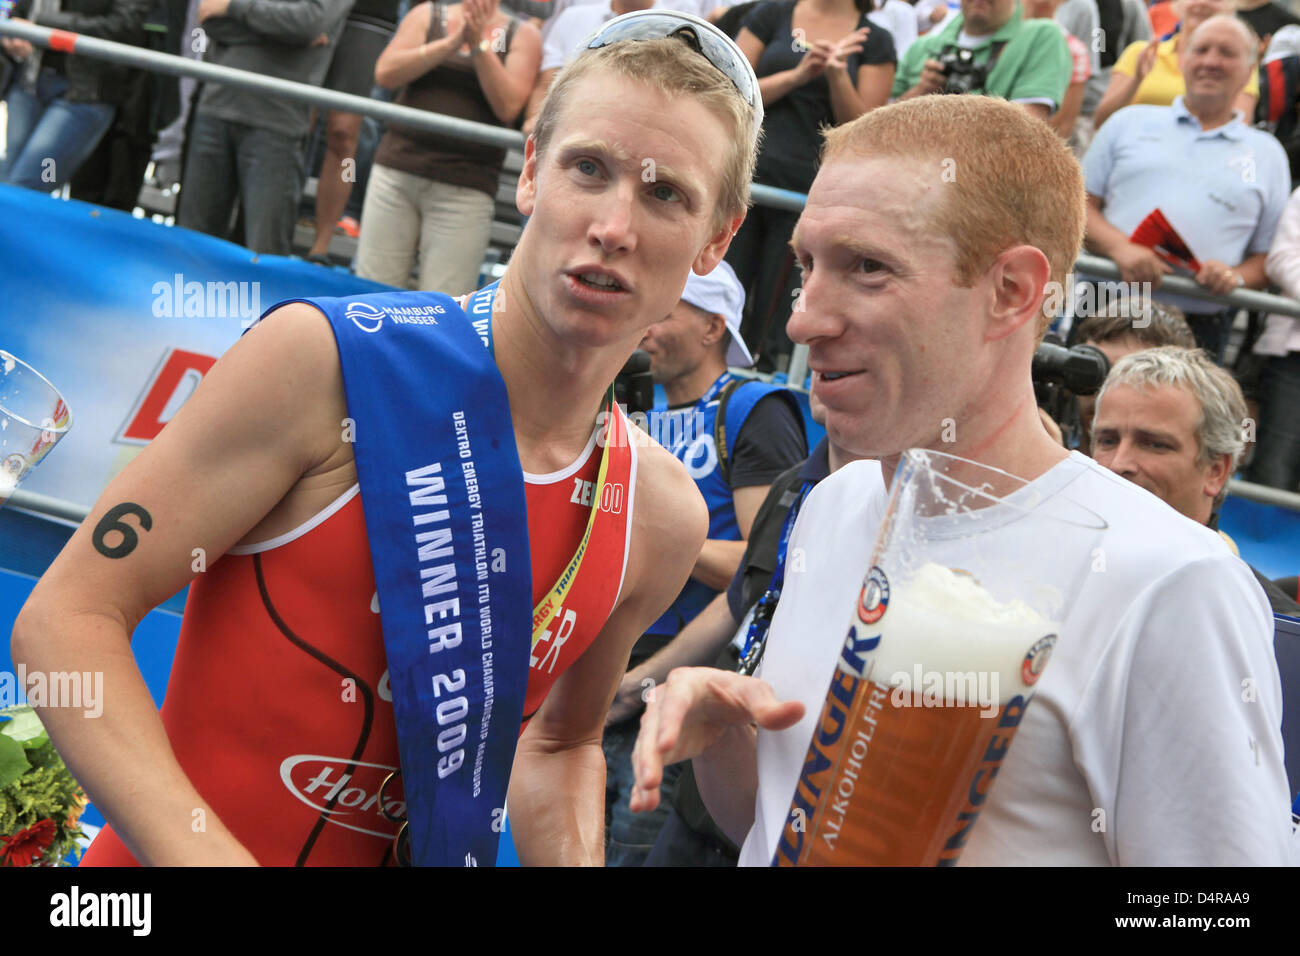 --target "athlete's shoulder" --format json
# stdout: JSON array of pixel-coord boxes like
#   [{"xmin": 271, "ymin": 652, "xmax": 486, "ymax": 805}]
[
  {"xmin": 802, "ymin": 458, "xmax": 888, "ymax": 517},
  {"xmin": 1066, "ymin": 454, "xmax": 1231, "ymax": 565},
  {"xmin": 237, "ymin": 301, "xmax": 352, "ymax": 468},
  {"xmin": 249, "ymin": 299, "xmax": 343, "ymax": 369},
  {"xmin": 630, "ymin": 437, "xmax": 709, "ymax": 560},
  {"xmin": 611, "ymin": 436, "xmax": 707, "ymax": 618}
]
